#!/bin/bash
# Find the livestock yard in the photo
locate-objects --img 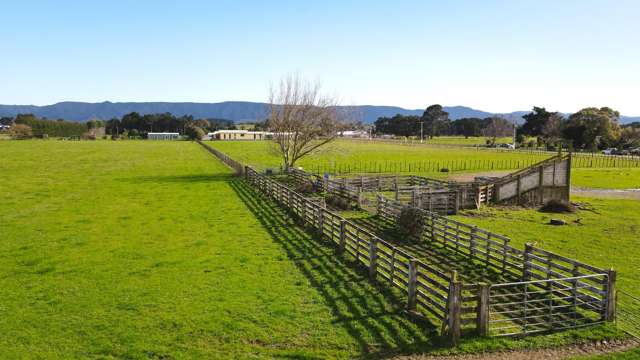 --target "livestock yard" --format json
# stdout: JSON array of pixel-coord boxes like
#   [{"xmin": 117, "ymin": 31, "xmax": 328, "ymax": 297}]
[{"xmin": 2, "ymin": 139, "xmax": 640, "ymax": 359}]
